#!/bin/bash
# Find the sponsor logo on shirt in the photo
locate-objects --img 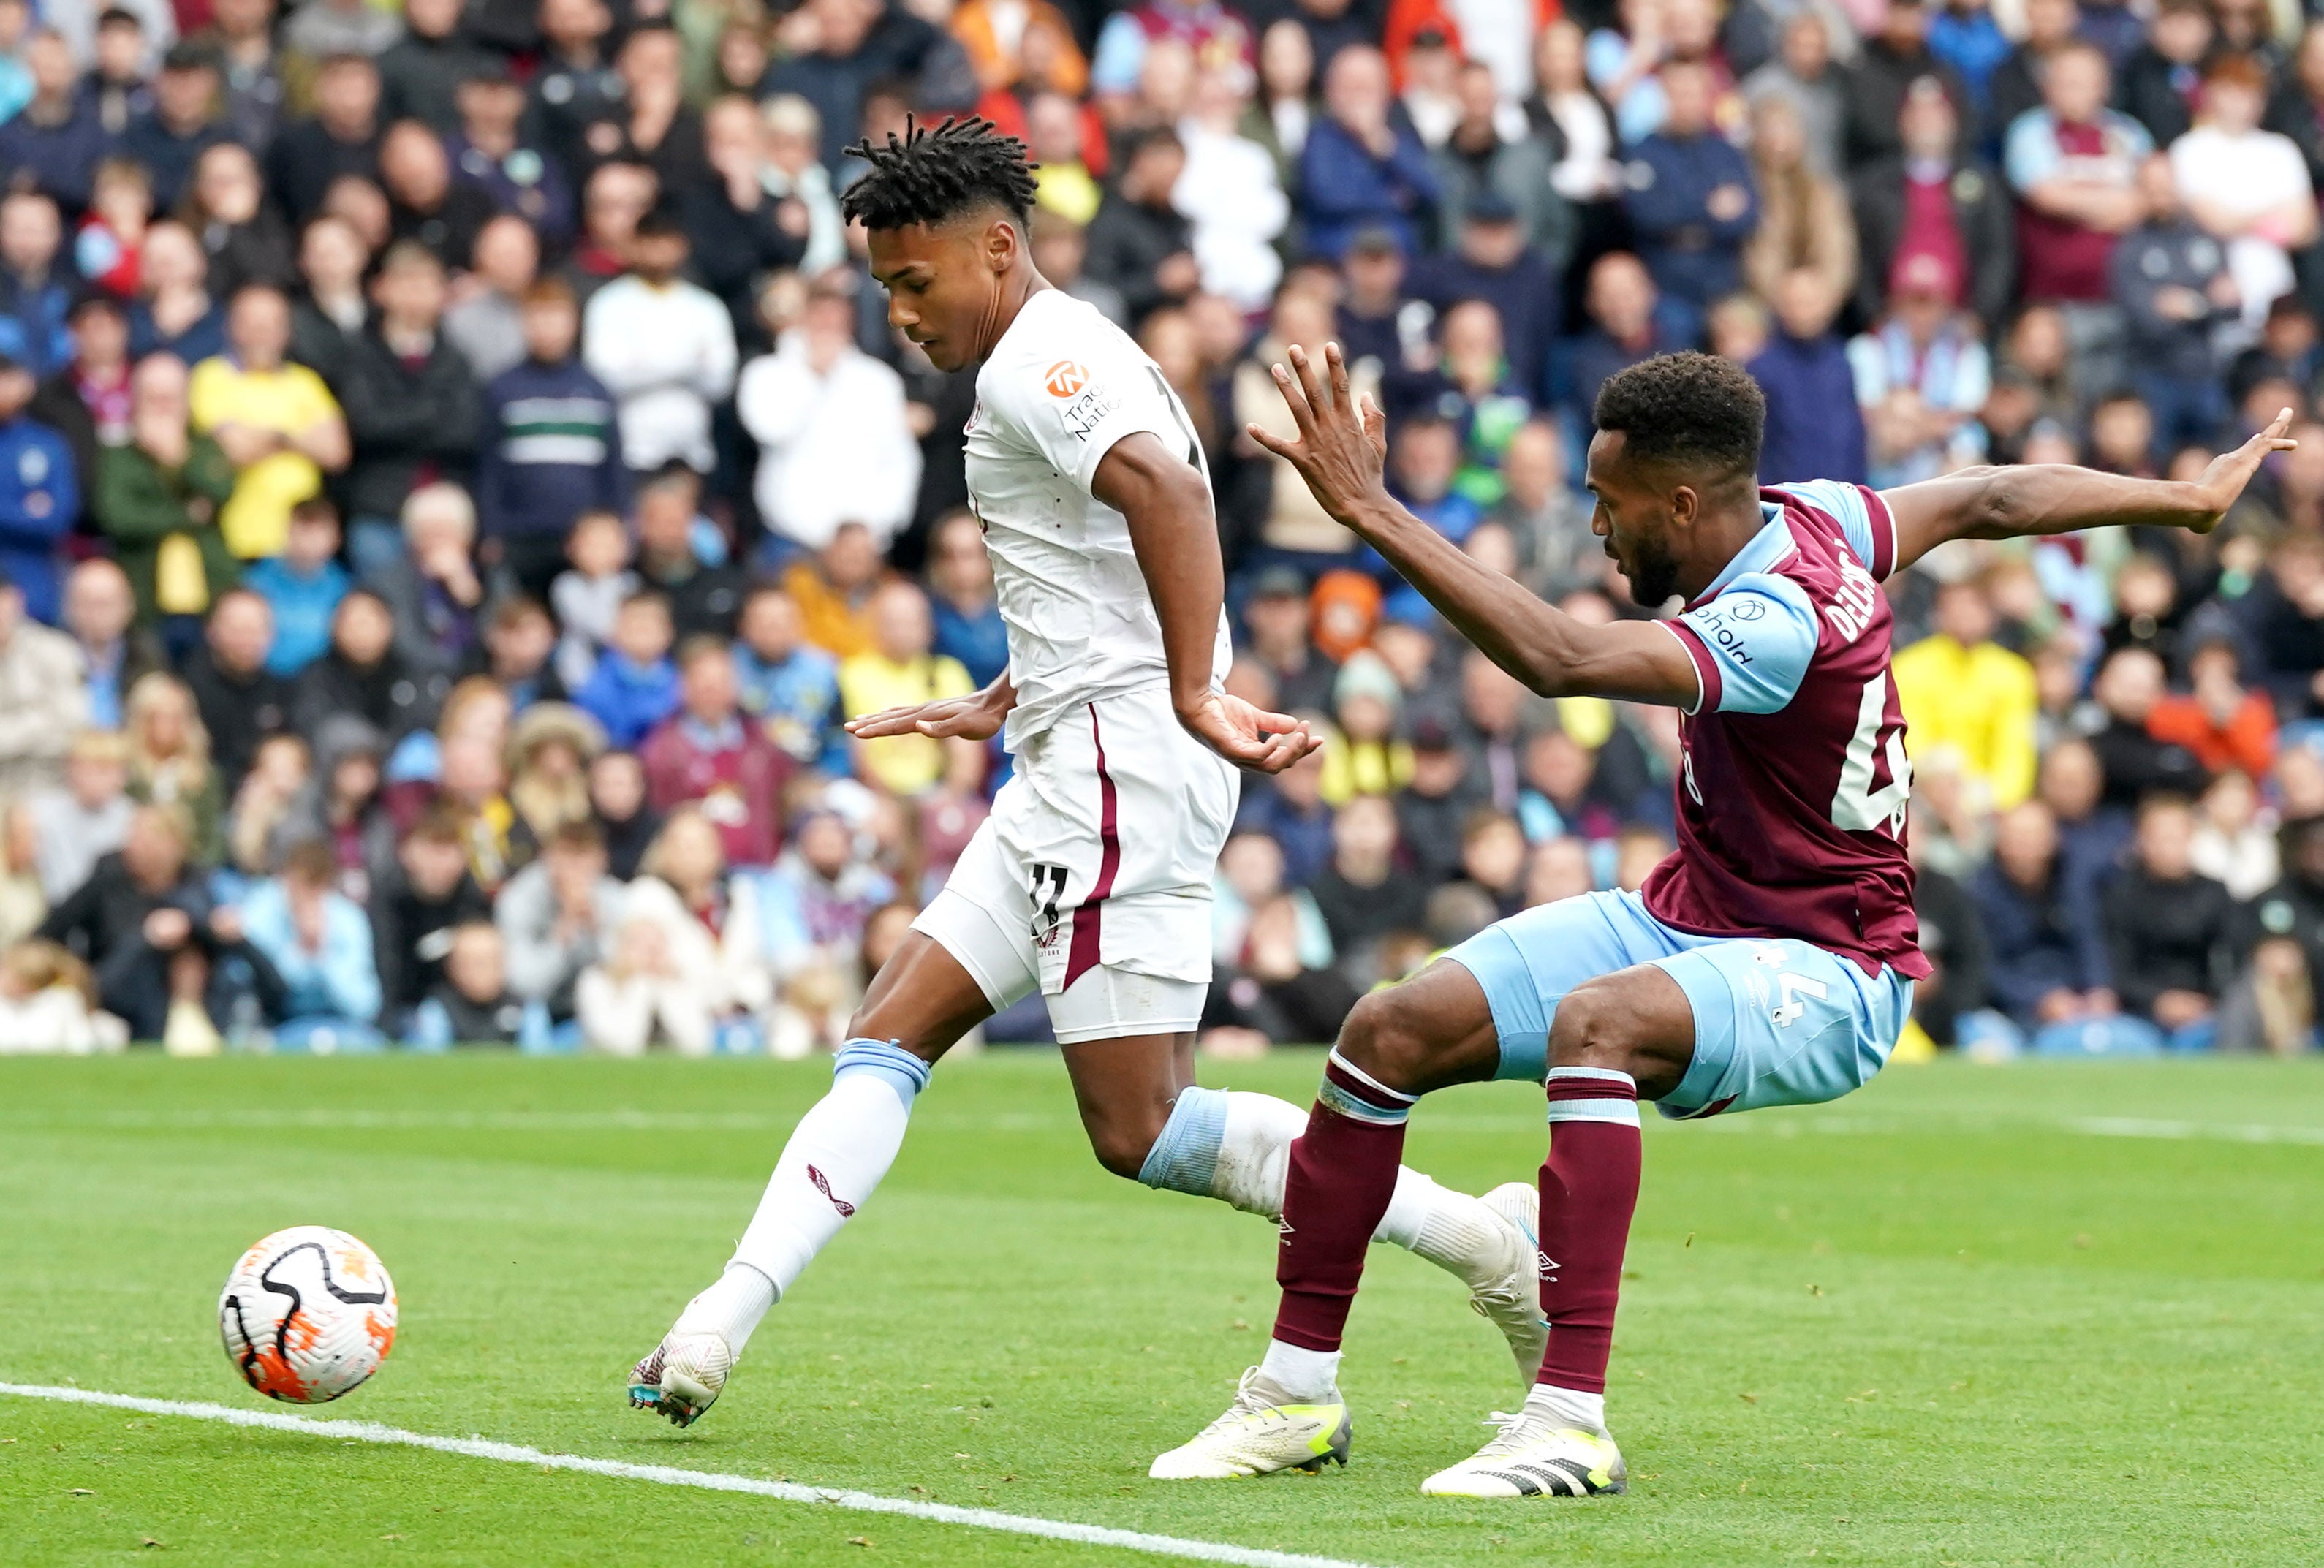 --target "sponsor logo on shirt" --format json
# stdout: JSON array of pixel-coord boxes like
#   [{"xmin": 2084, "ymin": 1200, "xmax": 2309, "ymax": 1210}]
[
  {"xmin": 1042, "ymin": 360, "xmax": 1091, "ymax": 398},
  {"xmin": 1057, "ymin": 381, "xmax": 1123, "ymax": 443}
]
